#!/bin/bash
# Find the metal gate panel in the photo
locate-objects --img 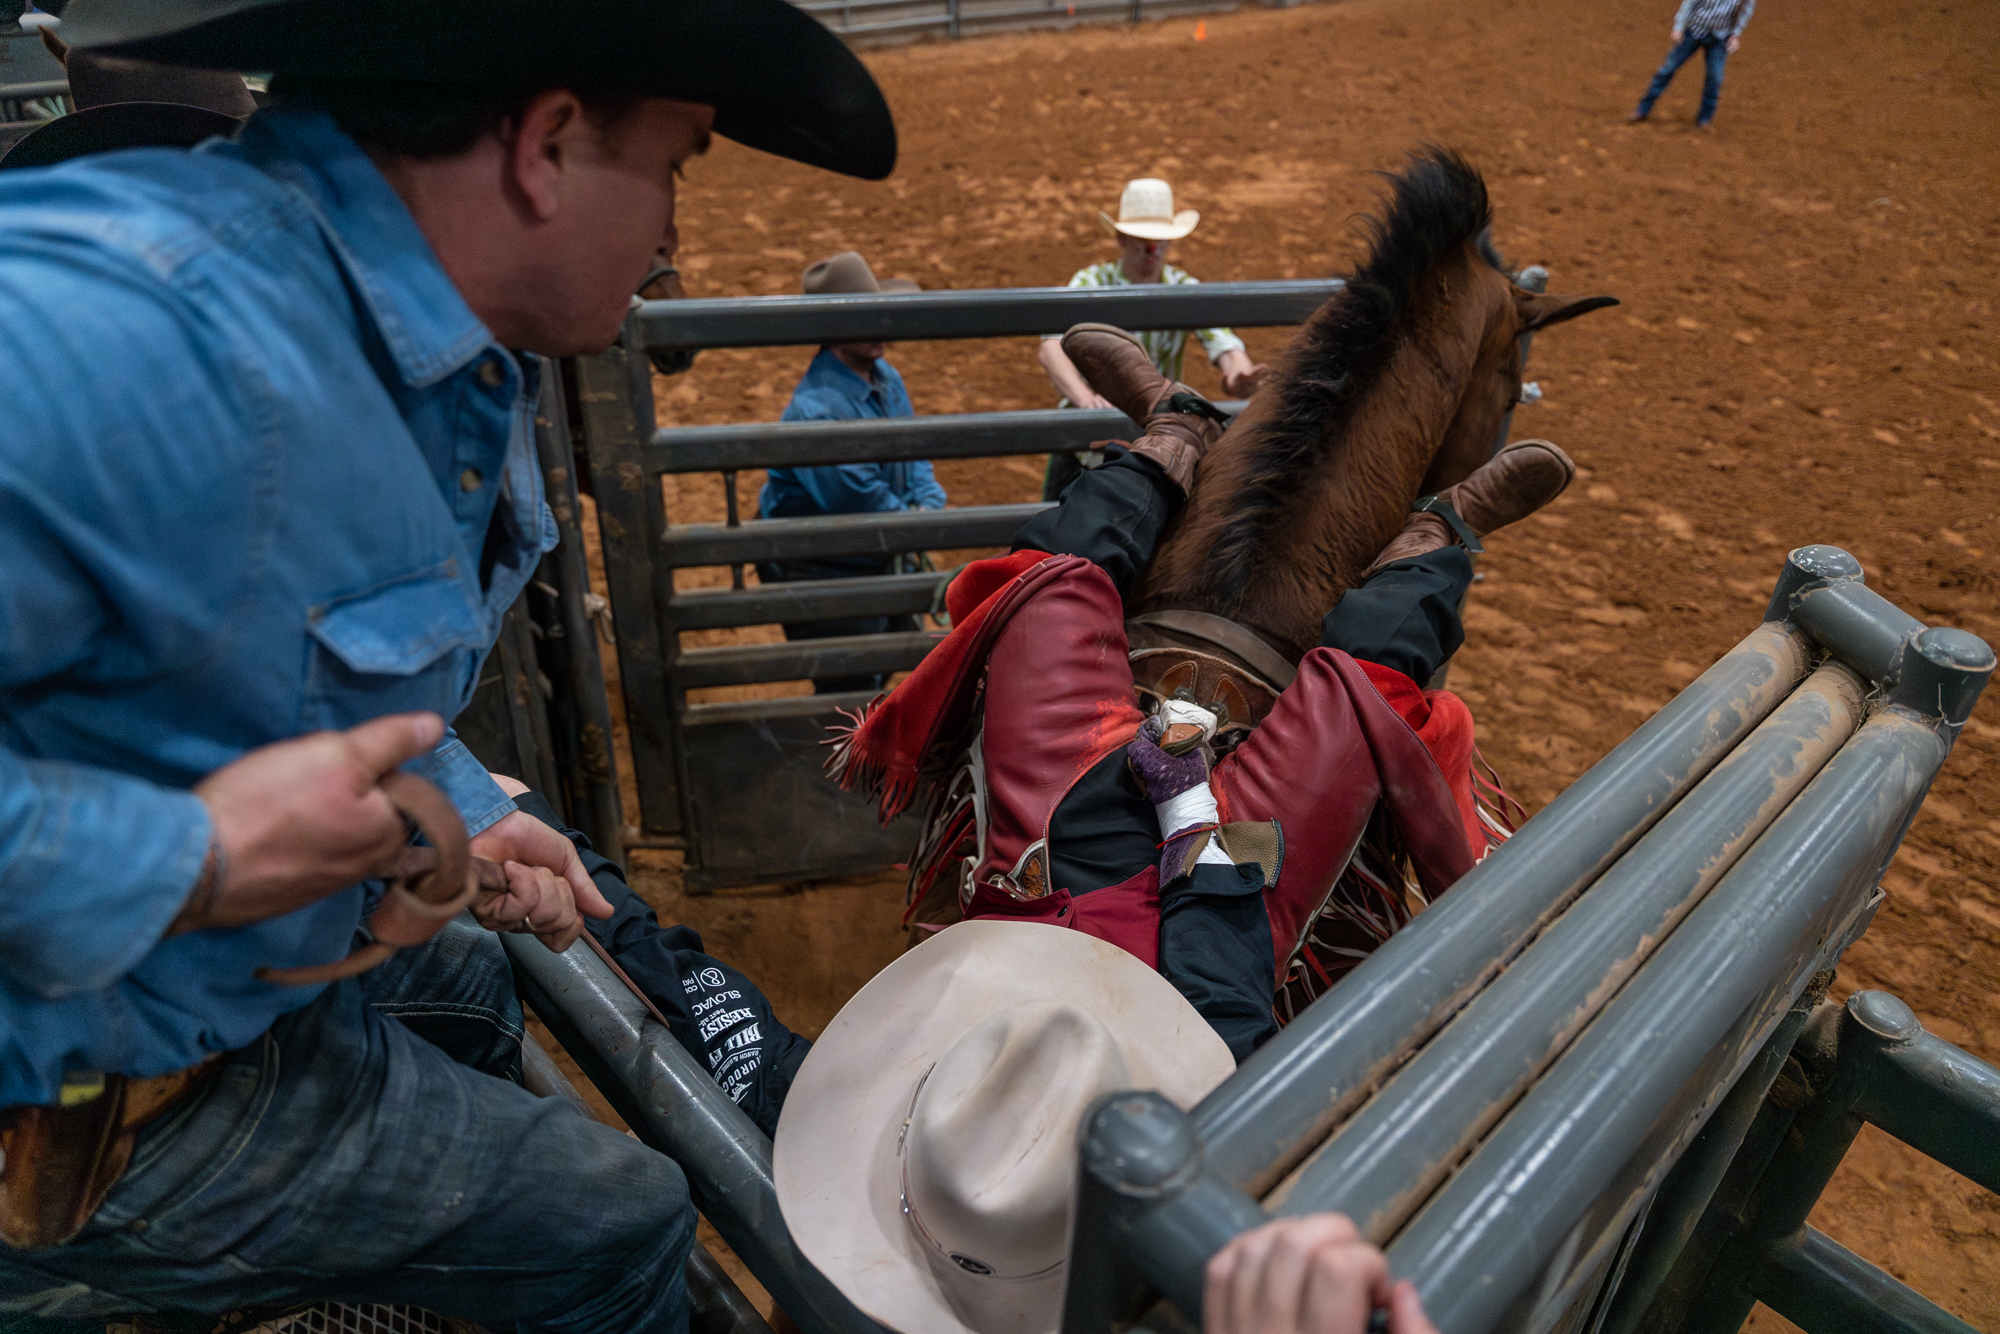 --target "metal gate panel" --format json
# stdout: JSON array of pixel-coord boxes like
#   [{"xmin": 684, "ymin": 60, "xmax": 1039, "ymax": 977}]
[
  {"xmin": 682, "ymin": 710, "xmax": 920, "ymax": 890},
  {"xmin": 581, "ymin": 279, "xmax": 1347, "ymax": 885},
  {"xmin": 572, "ymin": 343, "xmax": 689, "ymax": 842}
]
